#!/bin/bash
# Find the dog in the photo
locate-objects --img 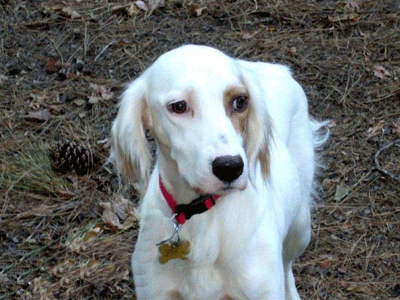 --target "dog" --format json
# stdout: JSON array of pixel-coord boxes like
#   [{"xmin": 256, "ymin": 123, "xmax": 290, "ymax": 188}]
[{"xmin": 110, "ymin": 45, "xmax": 327, "ymax": 299}]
